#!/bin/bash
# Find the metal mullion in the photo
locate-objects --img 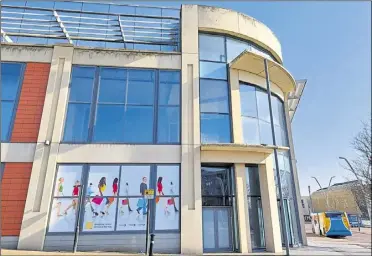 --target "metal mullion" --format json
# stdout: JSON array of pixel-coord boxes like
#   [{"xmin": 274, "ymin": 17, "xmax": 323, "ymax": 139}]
[
  {"xmin": 154, "ymin": 70, "xmax": 160, "ymax": 144},
  {"xmin": 87, "ymin": 67, "xmax": 100, "ymax": 143},
  {"xmin": 78, "ymin": 164, "xmax": 90, "ymax": 236}
]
